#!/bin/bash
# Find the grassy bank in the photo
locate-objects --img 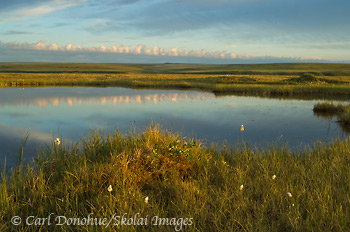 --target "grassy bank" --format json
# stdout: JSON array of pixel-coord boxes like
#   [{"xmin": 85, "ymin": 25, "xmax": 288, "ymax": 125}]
[
  {"xmin": 0, "ymin": 63, "xmax": 350, "ymax": 97},
  {"xmin": 1, "ymin": 63, "xmax": 350, "ymax": 97},
  {"xmin": 1, "ymin": 126, "xmax": 350, "ymax": 231},
  {"xmin": 1, "ymin": 72, "xmax": 350, "ymax": 98}
]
